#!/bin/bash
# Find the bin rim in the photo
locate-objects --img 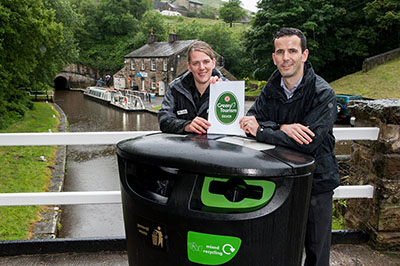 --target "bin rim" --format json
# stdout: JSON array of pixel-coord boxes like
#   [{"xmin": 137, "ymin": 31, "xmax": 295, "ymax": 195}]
[{"xmin": 116, "ymin": 133, "xmax": 315, "ymax": 177}]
